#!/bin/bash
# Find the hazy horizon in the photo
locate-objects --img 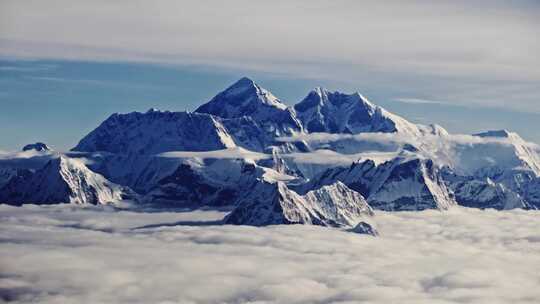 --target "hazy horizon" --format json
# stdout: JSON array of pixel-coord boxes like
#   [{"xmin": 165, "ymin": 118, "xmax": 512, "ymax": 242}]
[
  {"xmin": 1, "ymin": 0, "xmax": 539, "ymax": 149},
  {"xmin": 1, "ymin": 59, "xmax": 540, "ymax": 151}
]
